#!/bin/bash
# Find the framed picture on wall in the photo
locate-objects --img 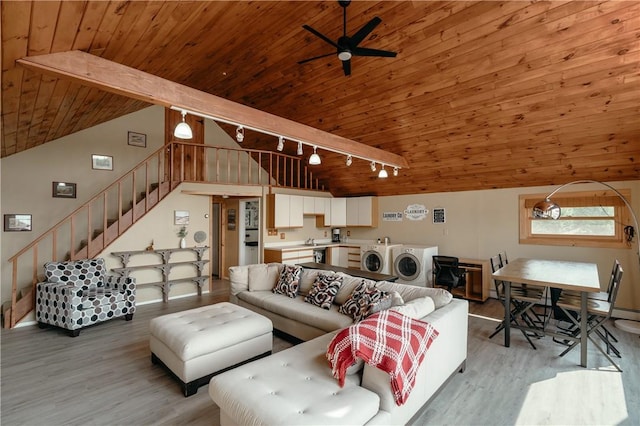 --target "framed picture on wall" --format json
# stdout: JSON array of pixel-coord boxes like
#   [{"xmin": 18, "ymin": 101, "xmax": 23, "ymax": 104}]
[
  {"xmin": 52, "ymin": 182, "xmax": 77, "ymax": 198},
  {"xmin": 127, "ymin": 131, "xmax": 147, "ymax": 147},
  {"xmin": 174, "ymin": 210, "xmax": 190, "ymax": 225},
  {"xmin": 228, "ymin": 209, "xmax": 236, "ymax": 230},
  {"xmin": 91, "ymin": 154, "xmax": 113, "ymax": 170},
  {"xmin": 4, "ymin": 214, "xmax": 32, "ymax": 232}
]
